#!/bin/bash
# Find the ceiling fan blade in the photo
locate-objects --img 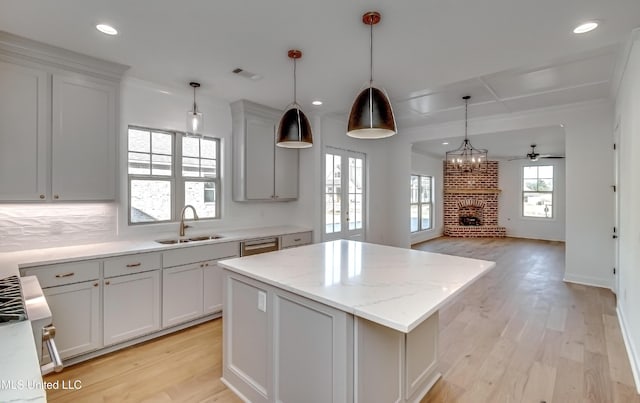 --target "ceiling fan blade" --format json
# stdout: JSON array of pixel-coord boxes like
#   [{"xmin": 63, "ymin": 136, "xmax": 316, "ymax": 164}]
[
  {"xmin": 540, "ymin": 155, "xmax": 565, "ymax": 159},
  {"xmin": 507, "ymin": 156, "xmax": 527, "ymax": 161}
]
